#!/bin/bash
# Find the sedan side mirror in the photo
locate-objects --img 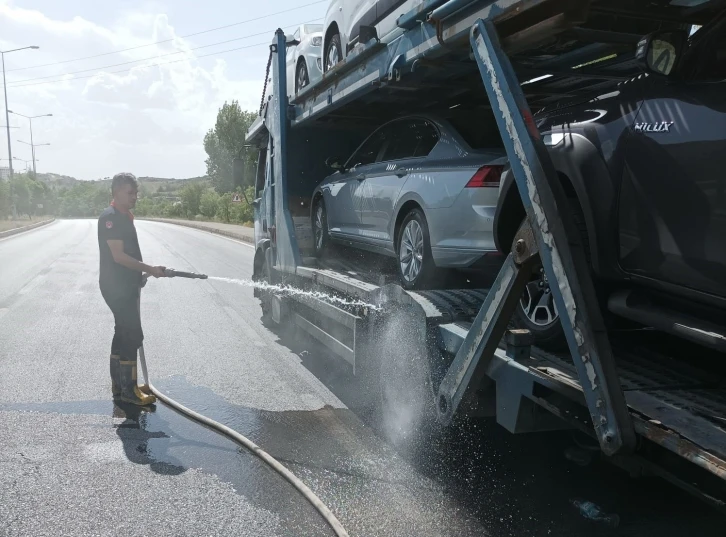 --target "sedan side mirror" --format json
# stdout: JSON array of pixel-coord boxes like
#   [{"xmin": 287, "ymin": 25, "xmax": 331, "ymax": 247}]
[
  {"xmin": 636, "ymin": 30, "xmax": 686, "ymax": 77},
  {"xmin": 286, "ymin": 35, "xmax": 301, "ymax": 47},
  {"xmin": 325, "ymin": 156, "xmax": 345, "ymax": 171}
]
